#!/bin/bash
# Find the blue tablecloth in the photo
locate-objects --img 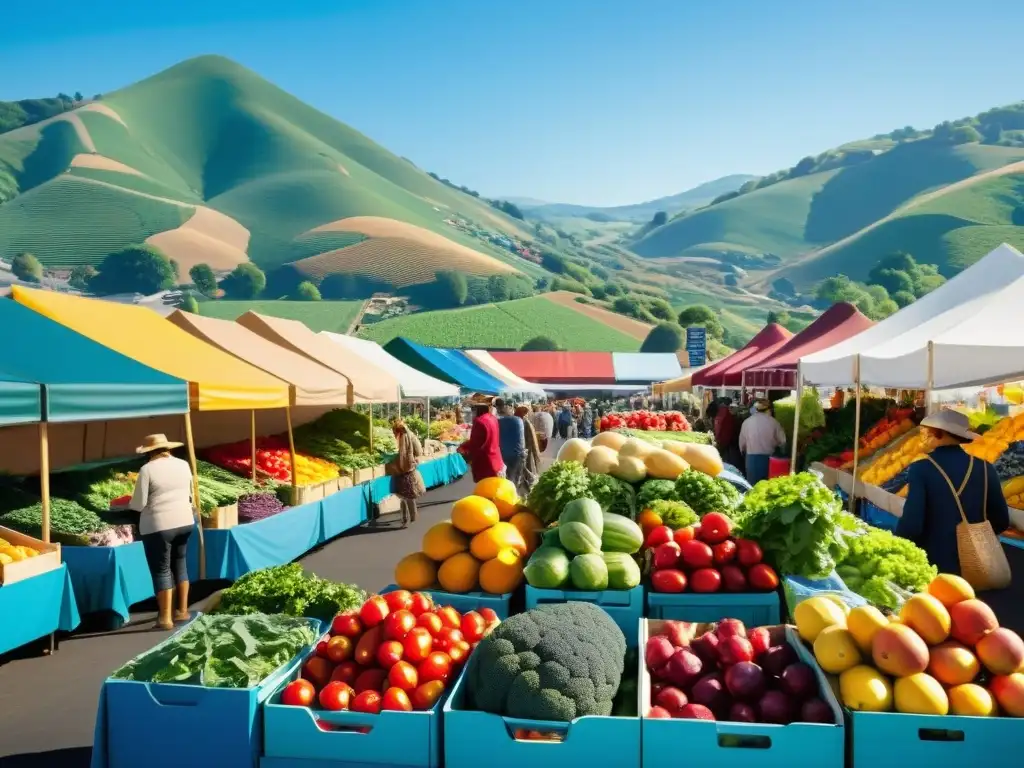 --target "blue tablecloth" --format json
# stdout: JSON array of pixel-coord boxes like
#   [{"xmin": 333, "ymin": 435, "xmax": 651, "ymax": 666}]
[
  {"xmin": 322, "ymin": 485, "xmax": 369, "ymax": 541},
  {"xmin": 0, "ymin": 564, "xmax": 81, "ymax": 654},
  {"xmin": 63, "ymin": 541, "xmax": 155, "ymax": 622}
]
